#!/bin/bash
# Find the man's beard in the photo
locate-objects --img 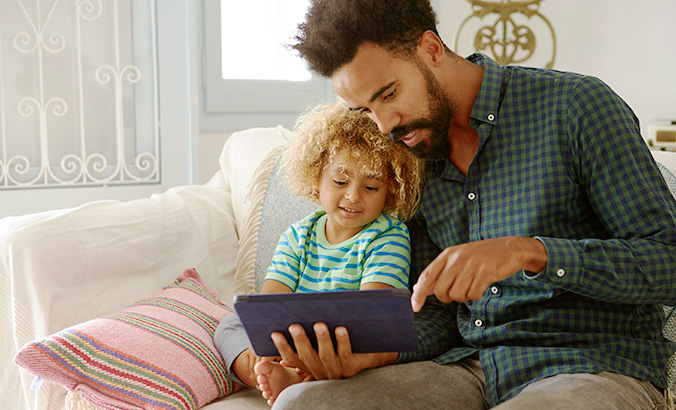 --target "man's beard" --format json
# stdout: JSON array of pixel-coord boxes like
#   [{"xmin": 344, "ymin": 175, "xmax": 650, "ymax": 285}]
[{"xmin": 389, "ymin": 61, "xmax": 455, "ymax": 160}]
